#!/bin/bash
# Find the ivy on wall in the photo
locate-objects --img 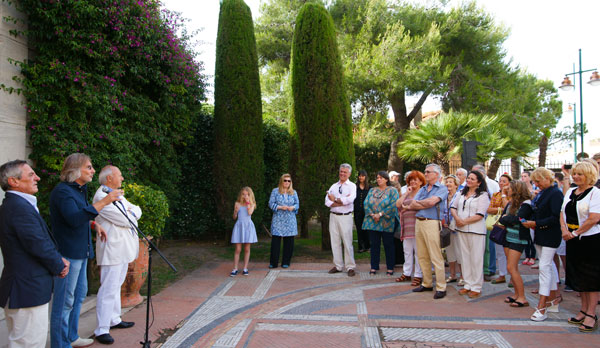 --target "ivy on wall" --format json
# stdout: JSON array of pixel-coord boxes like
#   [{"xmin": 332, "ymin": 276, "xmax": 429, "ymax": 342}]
[{"xmin": 3, "ymin": 0, "xmax": 206, "ymax": 219}]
